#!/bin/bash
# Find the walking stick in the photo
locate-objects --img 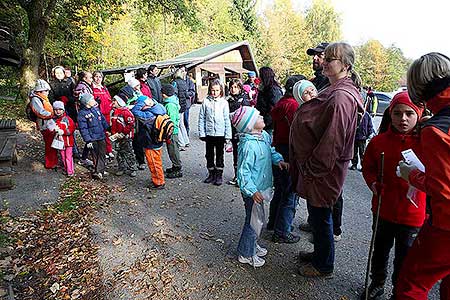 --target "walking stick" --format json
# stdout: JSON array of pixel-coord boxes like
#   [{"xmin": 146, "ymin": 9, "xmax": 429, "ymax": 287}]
[{"xmin": 364, "ymin": 152, "xmax": 384, "ymax": 300}]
